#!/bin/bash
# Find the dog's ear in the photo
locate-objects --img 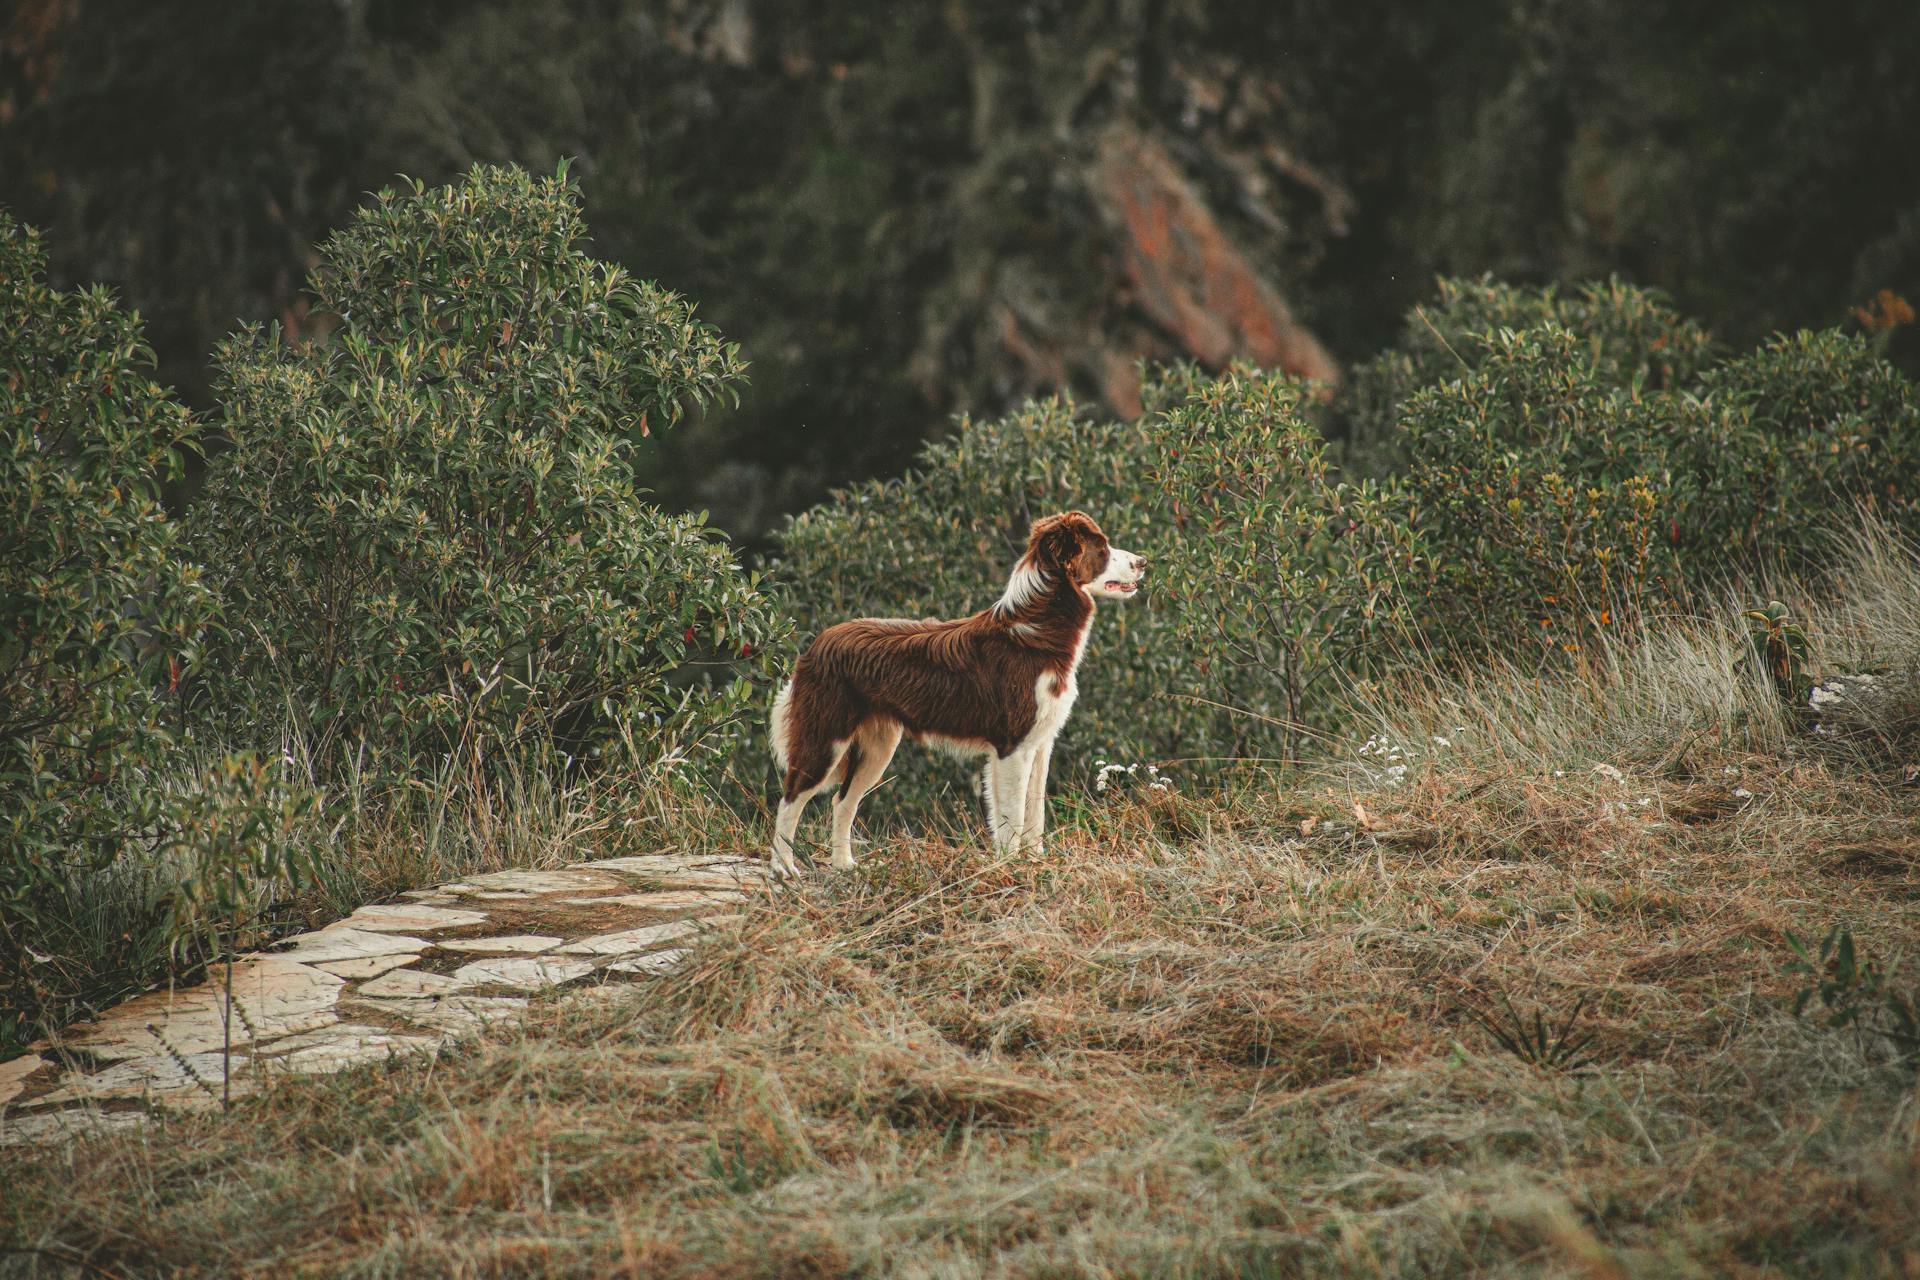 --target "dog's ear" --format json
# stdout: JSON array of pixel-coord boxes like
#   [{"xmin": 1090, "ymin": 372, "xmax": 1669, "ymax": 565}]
[
  {"xmin": 1031, "ymin": 511, "xmax": 1106, "ymax": 581},
  {"xmin": 1030, "ymin": 515, "xmax": 1083, "ymax": 572}
]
